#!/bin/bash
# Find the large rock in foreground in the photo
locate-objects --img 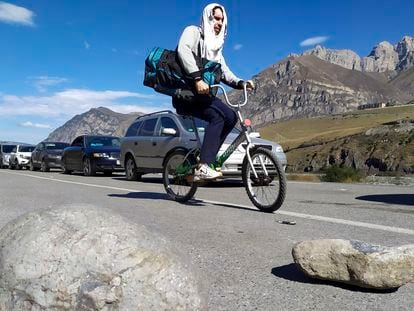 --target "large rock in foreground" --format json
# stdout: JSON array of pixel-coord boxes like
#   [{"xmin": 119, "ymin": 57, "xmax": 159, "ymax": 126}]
[
  {"xmin": 0, "ymin": 205, "xmax": 205, "ymax": 310},
  {"xmin": 292, "ymin": 239, "xmax": 414, "ymax": 289}
]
